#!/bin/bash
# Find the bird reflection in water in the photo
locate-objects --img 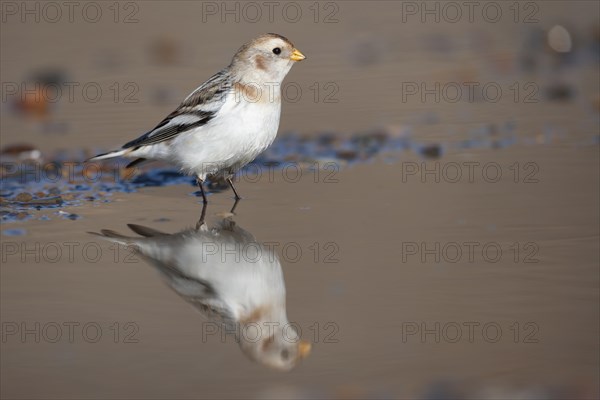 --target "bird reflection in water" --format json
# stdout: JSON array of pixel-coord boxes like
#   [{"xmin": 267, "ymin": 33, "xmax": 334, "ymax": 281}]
[{"xmin": 91, "ymin": 203, "xmax": 311, "ymax": 371}]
